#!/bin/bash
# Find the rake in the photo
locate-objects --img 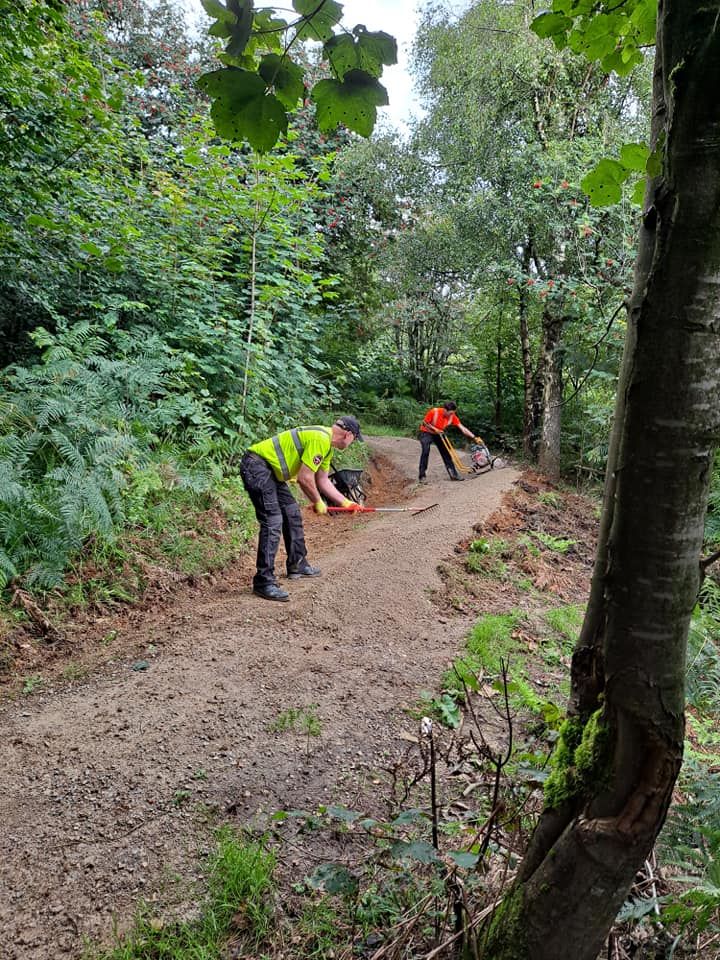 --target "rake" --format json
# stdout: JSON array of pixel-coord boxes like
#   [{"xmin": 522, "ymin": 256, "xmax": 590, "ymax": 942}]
[{"xmin": 327, "ymin": 503, "xmax": 439, "ymax": 516}]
